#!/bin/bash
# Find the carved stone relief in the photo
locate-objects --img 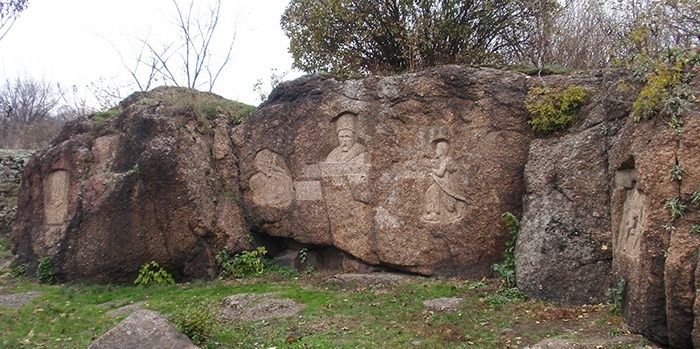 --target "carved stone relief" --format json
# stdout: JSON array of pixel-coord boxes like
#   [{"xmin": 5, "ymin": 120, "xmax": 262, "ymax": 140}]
[
  {"xmin": 323, "ymin": 112, "xmax": 370, "ymax": 189},
  {"xmin": 44, "ymin": 170, "xmax": 70, "ymax": 225},
  {"xmin": 421, "ymin": 139, "xmax": 467, "ymax": 224},
  {"xmin": 249, "ymin": 149, "xmax": 295, "ymax": 208},
  {"xmin": 615, "ymin": 169, "xmax": 644, "ymax": 259}
]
